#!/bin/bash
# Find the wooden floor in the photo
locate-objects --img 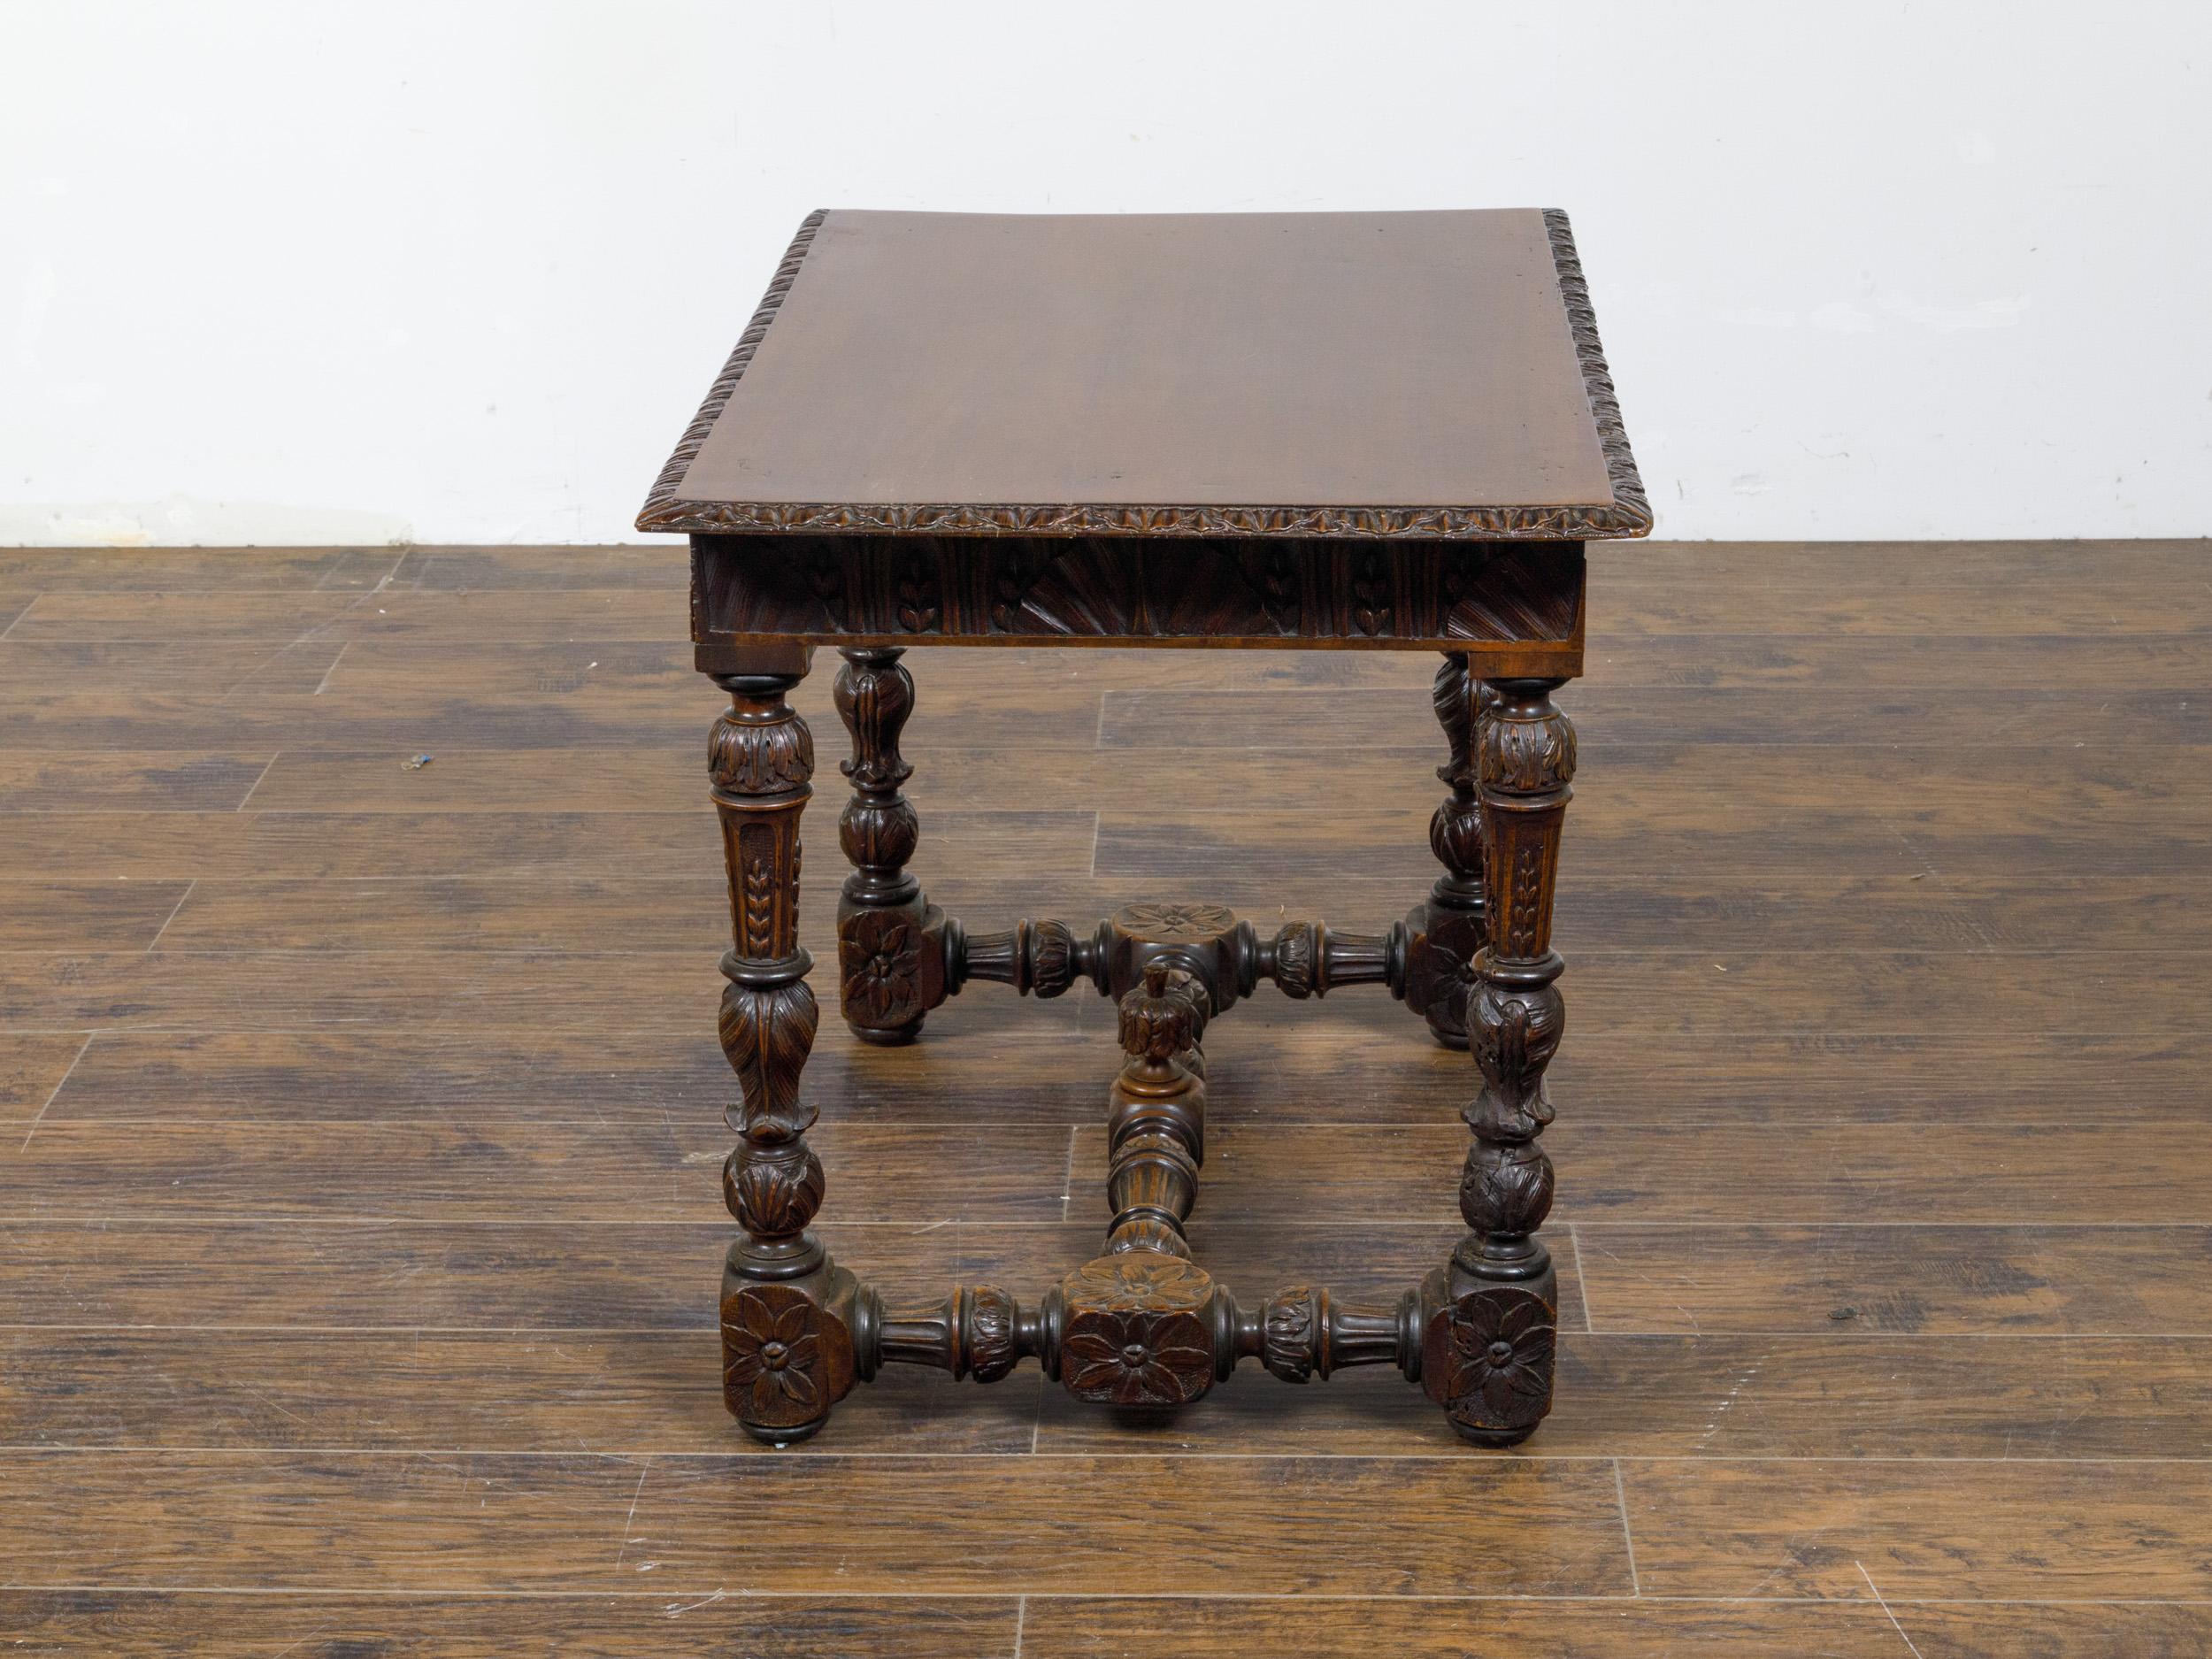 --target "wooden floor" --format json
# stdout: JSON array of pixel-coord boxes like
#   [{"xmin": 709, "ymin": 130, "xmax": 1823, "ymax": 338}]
[{"xmin": 1, "ymin": 541, "xmax": 2209, "ymax": 1656}]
